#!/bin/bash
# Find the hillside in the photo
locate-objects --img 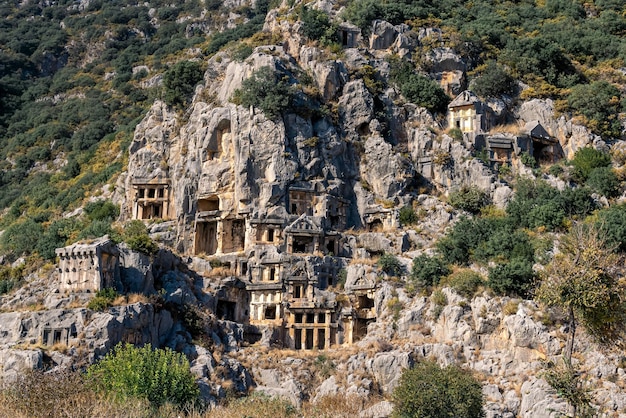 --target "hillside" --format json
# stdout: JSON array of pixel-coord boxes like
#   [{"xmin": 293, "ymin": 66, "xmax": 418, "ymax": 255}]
[{"xmin": 0, "ymin": 0, "xmax": 626, "ymax": 416}]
